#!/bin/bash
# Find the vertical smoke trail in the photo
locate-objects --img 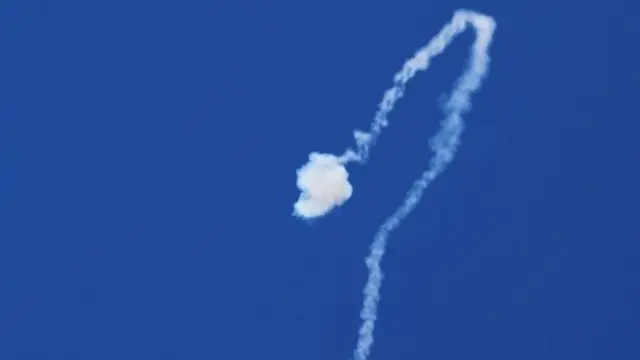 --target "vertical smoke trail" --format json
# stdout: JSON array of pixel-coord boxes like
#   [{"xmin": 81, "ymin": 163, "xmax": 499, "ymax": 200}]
[{"xmin": 350, "ymin": 10, "xmax": 496, "ymax": 360}]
